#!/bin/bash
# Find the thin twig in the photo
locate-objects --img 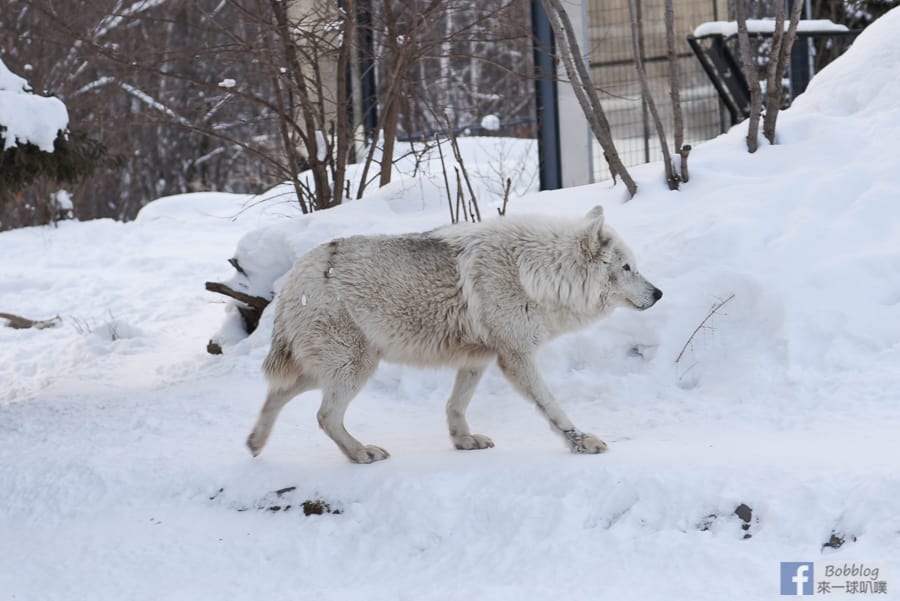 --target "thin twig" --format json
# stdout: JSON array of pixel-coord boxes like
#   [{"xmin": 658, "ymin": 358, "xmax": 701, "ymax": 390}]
[
  {"xmin": 675, "ymin": 294, "xmax": 735, "ymax": 364},
  {"xmin": 498, "ymin": 177, "xmax": 512, "ymax": 216},
  {"xmin": 434, "ymin": 134, "xmax": 455, "ymax": 223},
  {"xmin": 228, "ymin": 257, "xmax": 248, "ymax": 276},
  {"xmin": 454, "ymin": 167, "xmax": 466, "ymax": 222},
  {"xmin": 444, "ymin": 113, "xmax": 481, "ymax": 222}
]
